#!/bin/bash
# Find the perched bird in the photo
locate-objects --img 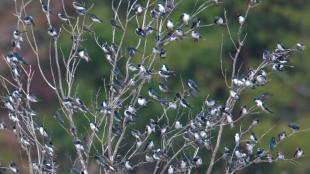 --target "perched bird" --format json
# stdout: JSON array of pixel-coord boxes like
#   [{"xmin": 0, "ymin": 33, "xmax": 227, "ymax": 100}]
[
  {"xmin": 135, "ymin": 28, "xmax": 146, "ymax": 37},
  {"xmin": 191, "ymin": 30, "xmax": 200, "ymax": 42},
  {"xmin": 226, "ymin": 113, "xmax": 234, "ymax": 128},
  {"xmin": 240, "ymin": 105, "xmax": 248, "ymax": 116},
  {"xmin": 191, "ymin": 18, "xmax": 201, "ymax": 29},
  {"xmin": 9, "ymin": 162, "xmax": 17, "ymax": 173},
  {"xmin": 254, "ymin": 93, "xmax": 273, "ymax": 114},
  {"xmin": 125, "ymin": 161, "xmax": 133, "ymax": 170},
  {"xmin": 155, "ymin": 3, "xmax": 166, "ymax": 14},
  {"xmin": 127, "ymin": 47, "xmax": 139, "ymax": 57},
  {"xmin": 175, "ymin": 121, "xmax": 182, "ymax": 129},
  {"xmin": 256, "ymin": 147, "xmax": 265, "ymax": 157},
  {"xmin": 37, "ymin": 126, "xmax": 48, "ymax": 137},
  {"xmin": 12, "ymin": 39, "xmax": 21, "ymax": 50},
  {"xmin": 148, "ymin": 88, "xmax": 160, "ymax": 100},
  {"xmin": 175, "ymin": 28, "xmax": 185, "ymax": 38},
  {"xmin": 296, "ymin": 43, "xmax": 305, "ymax": 51},
  {"xmin": 180, "ymin": 160, "xmax": 187, "ymax": 171},
  {"xmin": 110, "ymin": 19, "xmax": 121, "ymax": 28},
  {"xmin": 235, "ymin": 149, "xmax": 246, "ymax": 159},
  {"xmin": 89, "ymin": 14, "xmax": 102, "ymax": 23},
  {"xmin": 214, "ymin": 16, "xmax": 224, "ymax": 25},
  {"xmin": 245, "ymin": 142, "xmax": 254, "ymax": 154},
  {"xmin": 145, "ymin": 154, "xmax": 154, "ymax": 162},
  {"xmin": 138, "ymin": 96, "xmax": 147, "ymax": 106},
  {"xmin": 74, "ymin": 139, "xmax": 84, "ymax": 151},
  {"xmin": 168, "ymin": 165, "xmax": 174, "ymax": 174},
  {"xmin": 90, "ymin": 122, "xmax": 99, "ymax": 132},
  {"xmin": 58, "ymin": 12, "xmax": 71, "ymax": 22},
  {"xmin": 278, "ymin": 131, "xmax": 287, "ymax": 141},
  {"xmin": 0, "ymin": 122, "xmax": 6, "ymax": 130},
  {"xmin": 6, "ymin": 51, "xmax": 28, "ymax": 65},
  {"xmin": 181, "ymin": 13, "xmax": 190, "ymax": 25},
  {"xmin": 146, "ymin": 140, "xmax": 154, "ymax": 150},
  {"xmin": 263, "ymin": 50, "xmax": 271, "ymax": 60},
  {"xmin": 294, "ymin": 147, "xmax": 303, "ymax": 159},
  {"xmin": 190, "ymin": 156, "xmax": 203, "ymax": 167},
  {"xmin": 252, "ymin": 118, "xmax": 259, "ymax": 126},
  {"xmin": 23, "ymin": 16, "xmax": 35, "ymax": 26},
  {"xmin": 269, "ymin": 137, "xmax": 277, "ymax": 150},
  {"xmin": 159, "ymin": 82, "xmax": 169, "ymax": 92},
  {"xmin": 13, "ymin": 30, "xmax": 23, "ymax": 42},
  {"xmin": 166, "ymin": 19, "xmax": 174, "ymax": 31},
  {"xmin": 159, "ymin": 65, "xmax": 175, "ymax": 79},
  {"xmin": 26, "ymin": 93, "xmax": 39, "ymax": 103},
  {"xmin": 175, "ymin": 93, "xmax": 191, "ymax": 108},
  {"xmin": 77, "ymin": 48, "xmax": 90, "ymax": 62},
  {"xmin": 41, "ymin": 1, "xmax": 52, "ymax": 14},
  {"xmin": 237, "ymin": 14, "xmax": 245, "ymax": 25},
  {"xmin": 276, "ymin": 43, "xmax": 286, "ymax": 51},
  {"xmin": 76, "ymin": 9, "xmax": 87, "ymax": 15},
  {"xmin": 133, "ymin": 4, "xmax": 144, "ymax": 15},
  {"xmin": 47, "ymin": 25, "xmax": 58, "ymax": 37},
  {"xmin": 250, "ymin": 132, "xmax": 258, "ymax": 143},
  {"xmin": 234, "ymin": 133, "xmax": 240, "ymax": 145},
  {"xmin": 230, "ymin": 90, "xmax": 239, "ymax": 100},
  {"xmin": 72, "ymin": 1, "xmax": 86, "ymax": 11},
  {"xmin": 187, "ymin": 79, "xmax": 199, "ymax": 92},
  {"xmin": 205, "ymin": 98, "xmax": 215, "ymax": 107},
  {"xmin": 288, "ymin": 122, "xmax": 300, "ymax": 131},
  {"xmin": 277, "ymin": 152, "xmax": 285, "ymax": 160}
]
